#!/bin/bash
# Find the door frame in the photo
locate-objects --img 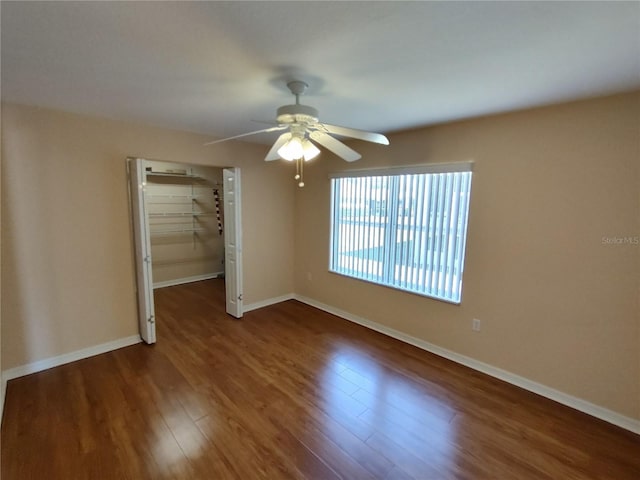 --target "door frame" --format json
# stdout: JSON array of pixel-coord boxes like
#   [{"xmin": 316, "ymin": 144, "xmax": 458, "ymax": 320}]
[
  {"xmin": 223, "ymin": 168, "xmax": 244, "ymax": 317},
  {"xmin": 127, "ymin": 158, "xmax": 156, "ymax": 343},
  {"xmin": 127, "ymin": 157, "xmax": 244, "ymax": 344}
]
